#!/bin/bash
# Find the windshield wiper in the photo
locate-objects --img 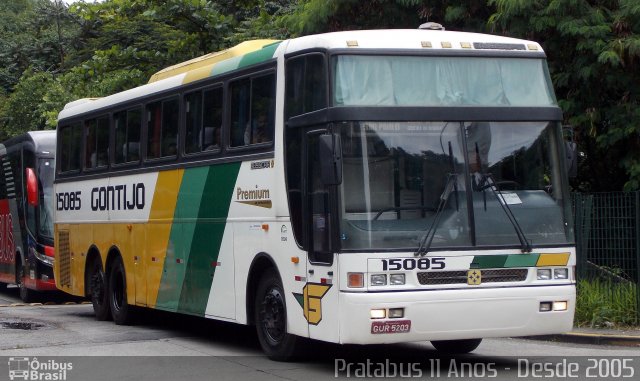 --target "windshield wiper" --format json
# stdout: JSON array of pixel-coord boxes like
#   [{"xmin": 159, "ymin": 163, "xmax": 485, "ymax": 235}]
[
  {"xmin": 415, "ymin": 142, "xmax": 459, "ymax": 257},
  {"xmin": 477, "ymin": 173, "xmax": 532, "ymax": 253}
]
